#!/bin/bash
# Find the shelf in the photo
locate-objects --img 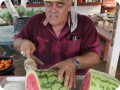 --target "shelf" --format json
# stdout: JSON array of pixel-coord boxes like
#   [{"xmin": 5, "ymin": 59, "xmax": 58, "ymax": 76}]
[
  {"xmin": 77, "ymin": 2, "xmax": 102, "ymax": 6},
  {"xmin": 0, "ymin": 4, "xmax": 20, "ymax": 8},
  {"xmin": 0, "ymin": 3, "xmax": 45, "ymax": 8},
  {"xmin": 102, "ymin": 5, "xmax": 116, "ymax": 8},
  {"xmin": 27, "ymin": 3, "xmax": 44, "ymax": 7},
  {"xmin": 0, "ymin": 2, "xmax": 102, "ymax": 8}
]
